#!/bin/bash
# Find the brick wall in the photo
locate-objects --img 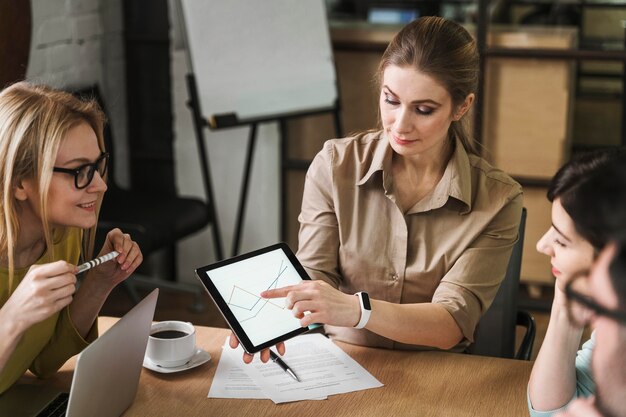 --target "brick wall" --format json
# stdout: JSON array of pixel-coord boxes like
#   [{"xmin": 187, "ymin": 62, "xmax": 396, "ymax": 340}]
[{"xmin": 27, "ymin": 0, "xmax": 130, "ymax": 186}]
